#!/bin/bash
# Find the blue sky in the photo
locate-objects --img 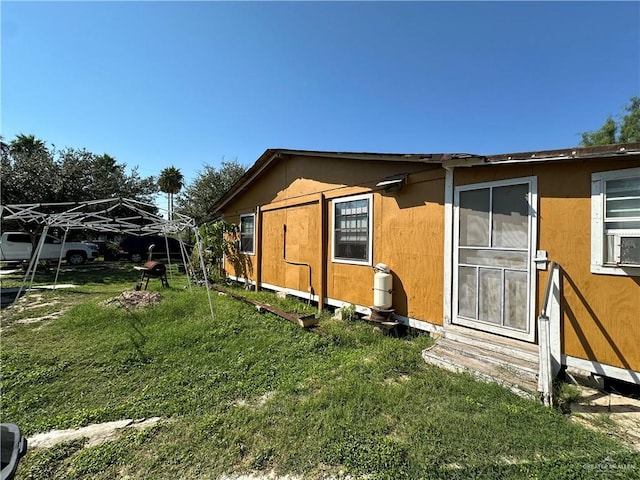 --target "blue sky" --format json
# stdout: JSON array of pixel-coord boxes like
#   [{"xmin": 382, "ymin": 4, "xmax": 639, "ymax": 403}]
[{"xmin": 2, "ymin": 1, "xmax": 639, "ymax": 188}]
